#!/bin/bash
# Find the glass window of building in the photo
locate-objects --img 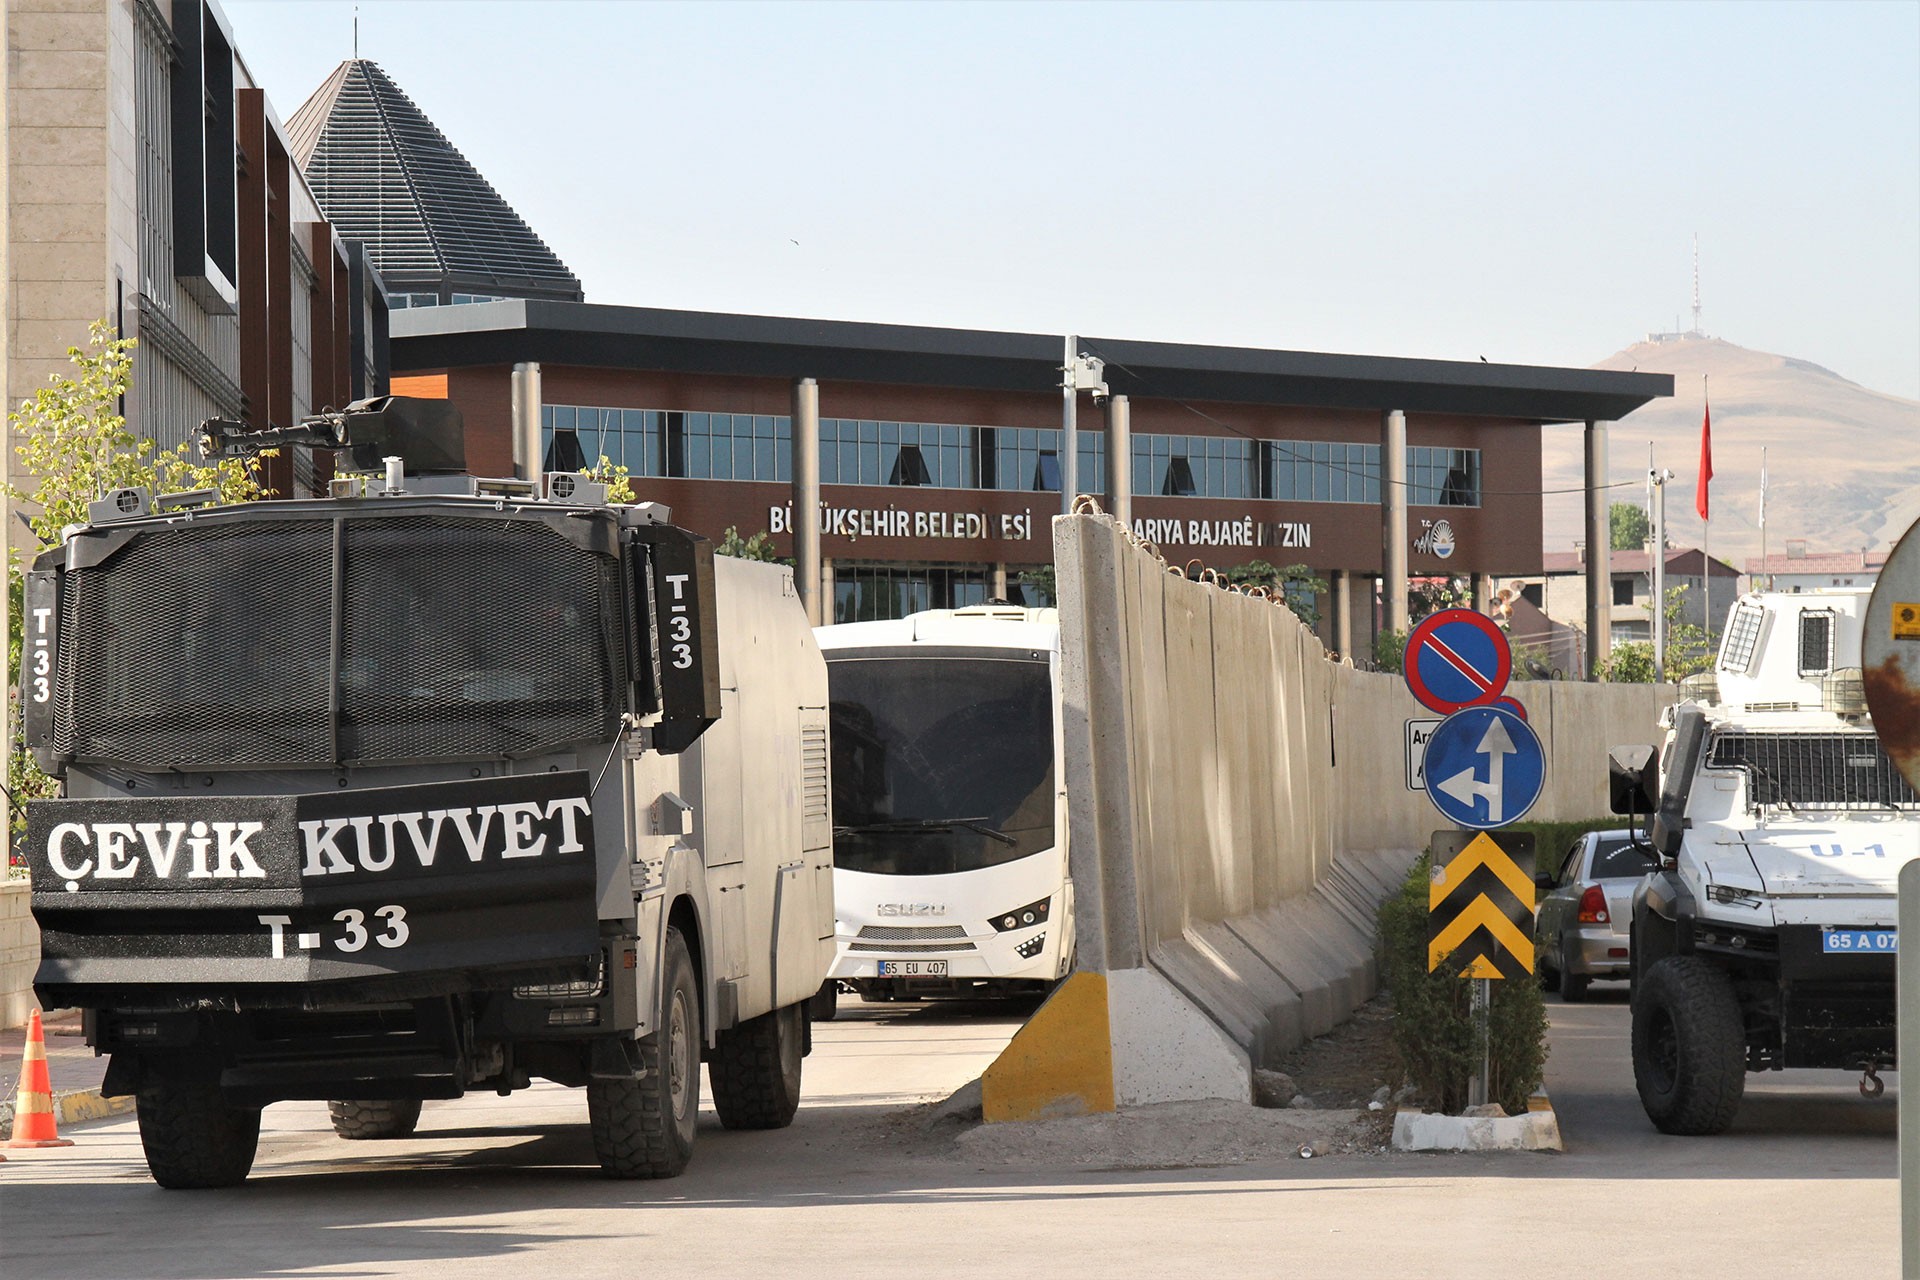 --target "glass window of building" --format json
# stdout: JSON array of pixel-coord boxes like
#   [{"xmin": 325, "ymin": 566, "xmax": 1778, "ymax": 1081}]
[{"xmin": 540, "ymin": 403, "xmax": 1475, "ymax": 507}]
